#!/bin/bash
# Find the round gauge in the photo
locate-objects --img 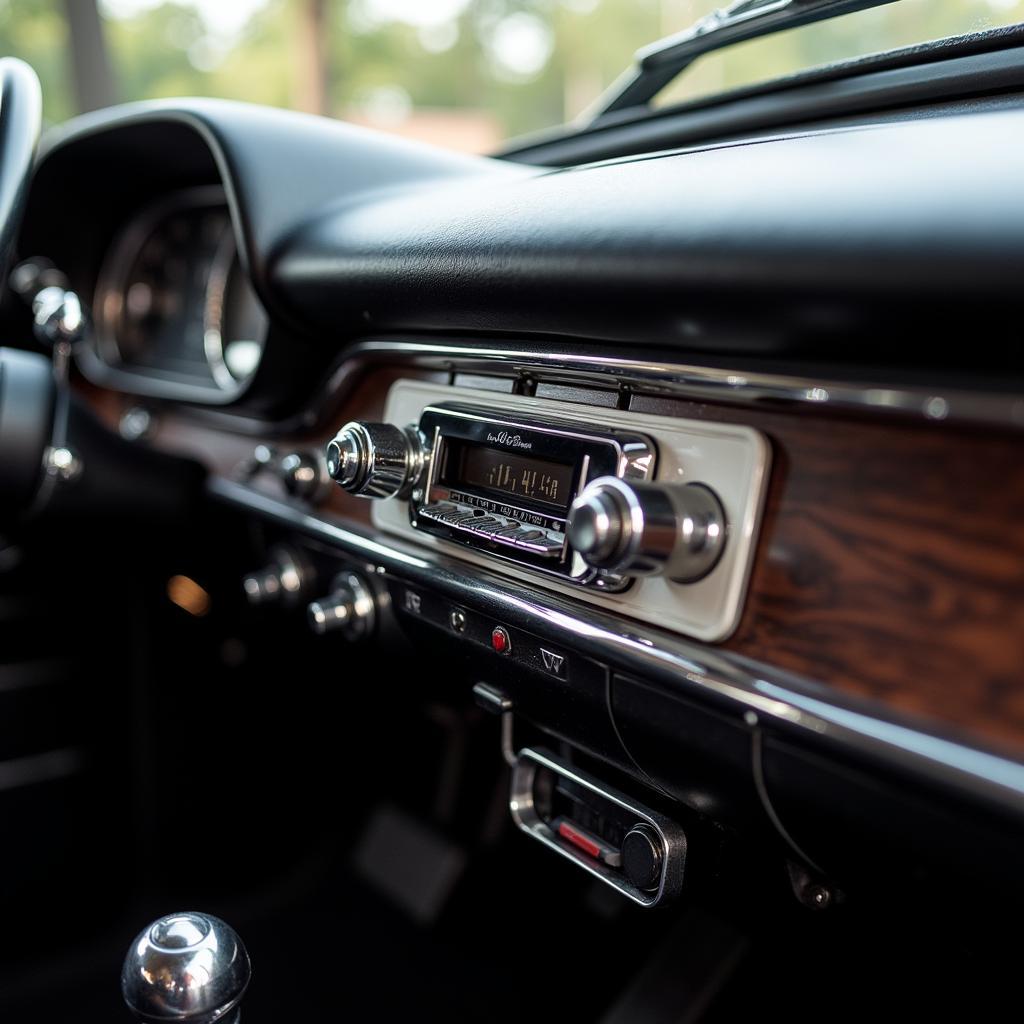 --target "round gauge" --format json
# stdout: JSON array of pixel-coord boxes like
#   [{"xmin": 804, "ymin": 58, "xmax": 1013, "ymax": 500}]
[{"xmin": 94, "ymin": 187, "xmax": 267, "ymax": 394}]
